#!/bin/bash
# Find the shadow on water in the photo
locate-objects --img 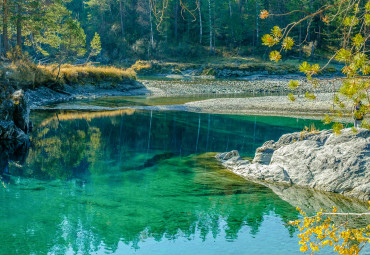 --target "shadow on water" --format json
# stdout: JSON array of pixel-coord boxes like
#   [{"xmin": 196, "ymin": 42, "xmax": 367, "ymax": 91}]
[
  {"xmin": 0, "ymin": 109, "xmax": 368, "ymax": 255},
  {"xmin": 0, "ymin": 137, "xmax": 30, "ymax": 184}
]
